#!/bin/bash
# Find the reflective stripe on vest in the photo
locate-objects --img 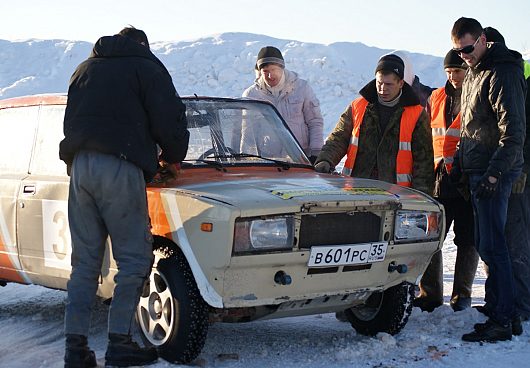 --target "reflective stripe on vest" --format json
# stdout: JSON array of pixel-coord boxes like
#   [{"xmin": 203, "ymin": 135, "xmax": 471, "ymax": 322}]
[
  {"xmin": 430, "ymin": 87, "xmax": 461, "ymax": 173},
  {"xmin": 342, "ymin": 97, "xmax": 422, "ymax": 187}
]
